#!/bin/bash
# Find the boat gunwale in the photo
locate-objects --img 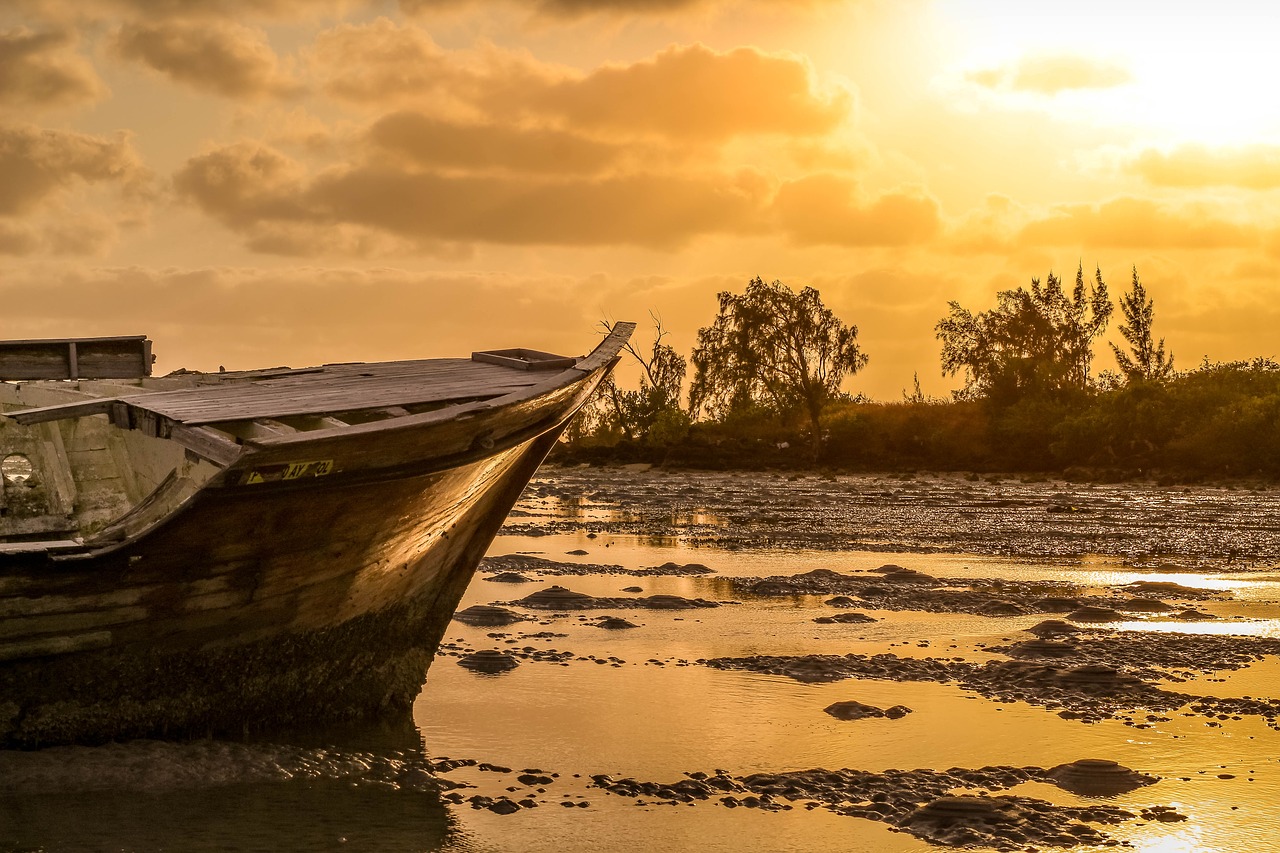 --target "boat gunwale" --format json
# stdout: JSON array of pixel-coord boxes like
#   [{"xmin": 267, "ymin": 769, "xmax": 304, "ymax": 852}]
[
  {"xmin": 4, "ymin": 324, "xmax": 634, "ymax": 562},
  {"xmin": 243, "ymin": 325, "xmax": 630, "ymax": 452}
]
